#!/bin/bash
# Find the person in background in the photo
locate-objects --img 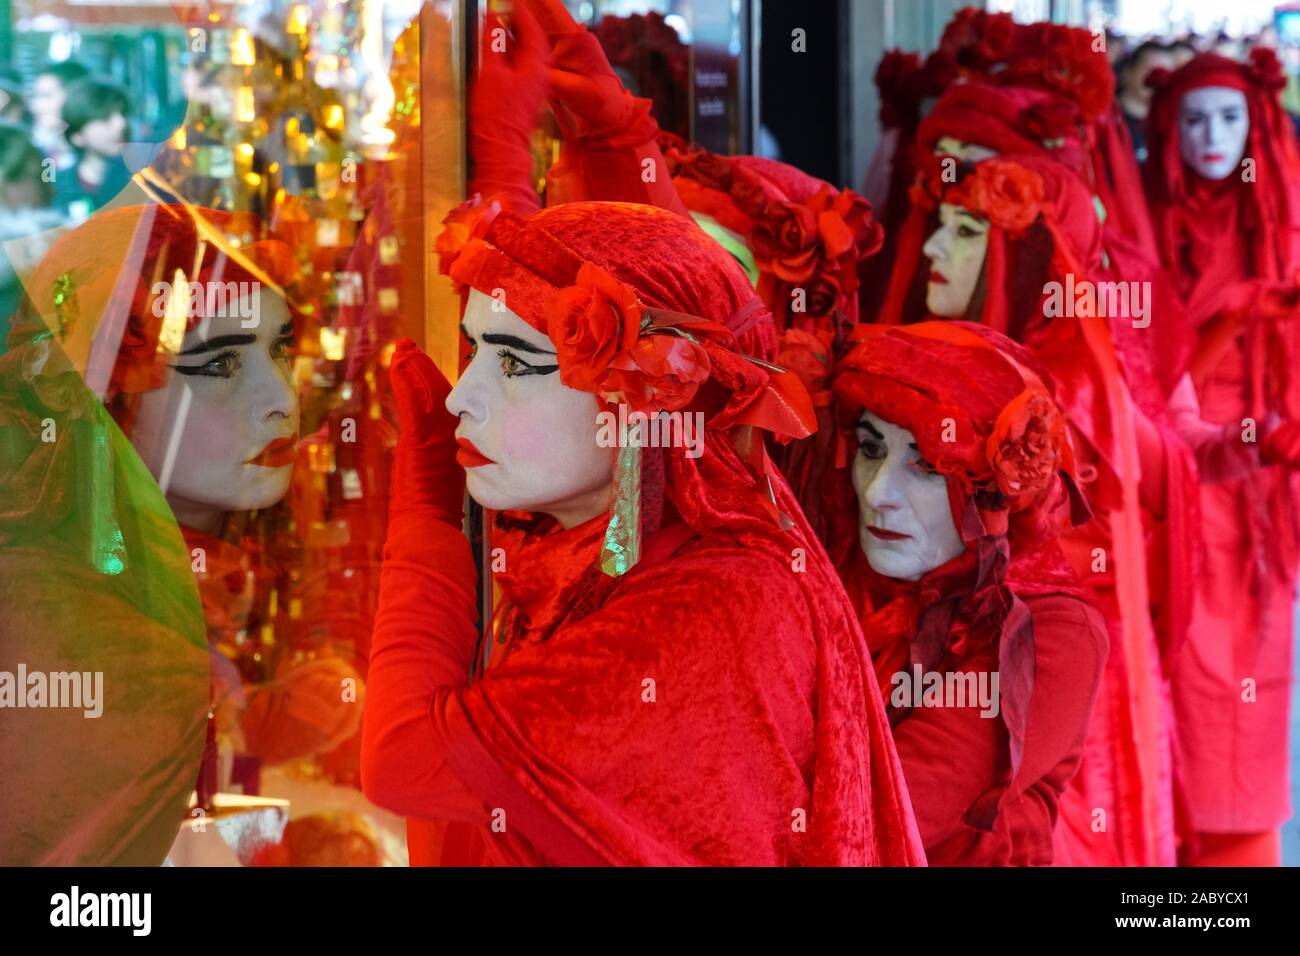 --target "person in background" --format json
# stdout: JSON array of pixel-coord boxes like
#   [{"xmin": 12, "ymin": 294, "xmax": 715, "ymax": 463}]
[
  {"xmin": 29, "ymin": 61, "xmax": 89, "ymax": 173},
  {"xmin": 1118, "ymin": 40, "xmax": 1178, "ymax": 162},
  {"xmin": 0, "ymin": 121, "xmax": 64, "ymax": 350},
  {"xmin": 53, "ymin": 76, "xmax": 131, "ymax": 222}
]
